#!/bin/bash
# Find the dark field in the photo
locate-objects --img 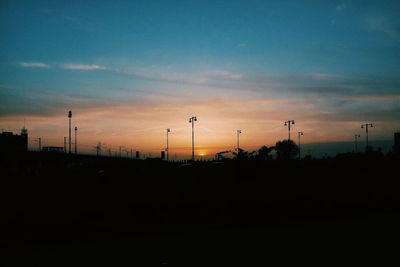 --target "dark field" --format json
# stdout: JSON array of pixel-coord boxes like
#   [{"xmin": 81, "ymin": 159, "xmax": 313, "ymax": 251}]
[{"xmin": 1, "ymin": 152, "xmax": 399, "ymax": 265}]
